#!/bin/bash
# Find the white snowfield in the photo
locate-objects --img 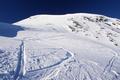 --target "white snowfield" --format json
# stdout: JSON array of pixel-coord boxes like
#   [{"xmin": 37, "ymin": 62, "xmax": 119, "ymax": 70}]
[{"xmin": 0, "ymin": 13, "xmax": 120, "ymax": 80}]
